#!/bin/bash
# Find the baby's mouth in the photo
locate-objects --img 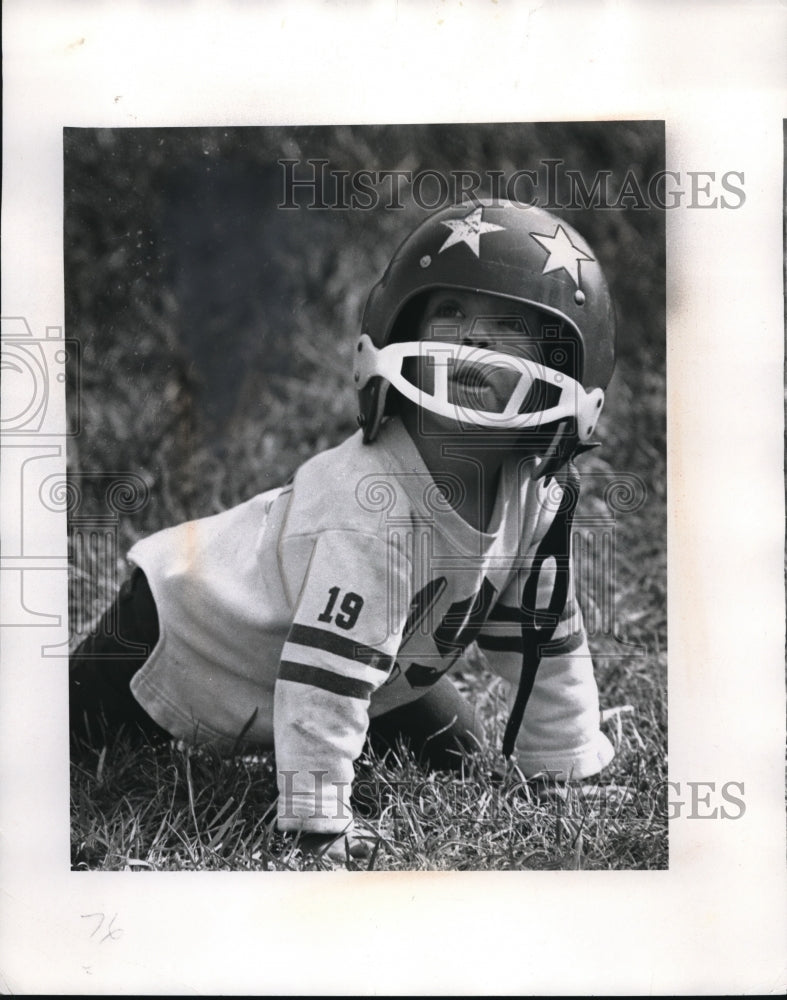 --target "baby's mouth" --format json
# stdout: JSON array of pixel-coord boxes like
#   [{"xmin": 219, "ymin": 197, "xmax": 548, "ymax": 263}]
[{"xmin": 448, "ymin": 364, "xmax": 512, "ymax": 413}]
